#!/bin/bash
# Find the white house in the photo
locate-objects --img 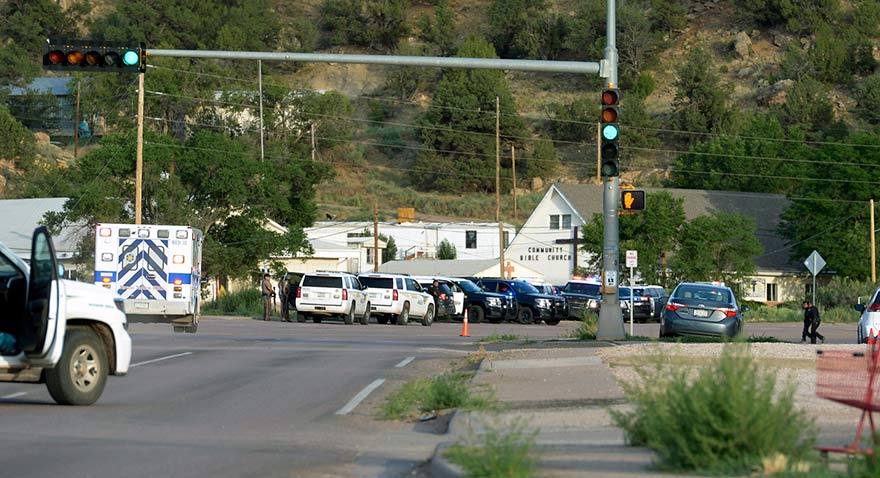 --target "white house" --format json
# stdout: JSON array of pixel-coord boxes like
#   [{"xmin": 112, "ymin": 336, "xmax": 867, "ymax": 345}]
[
  {"xmin": 511, "ymin": 183, "xmax": 811, "ymax": 303},
  {"xmin": 379, "ymin": 258, "xmax": 544, "ymax": 279},
  {"xmin": 306, "ymin": 221, "xmax": 515, "ymax": 262},
  {"xmin": 0, "ymin": 197, "xmax": 87, "ymax": 278}
]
